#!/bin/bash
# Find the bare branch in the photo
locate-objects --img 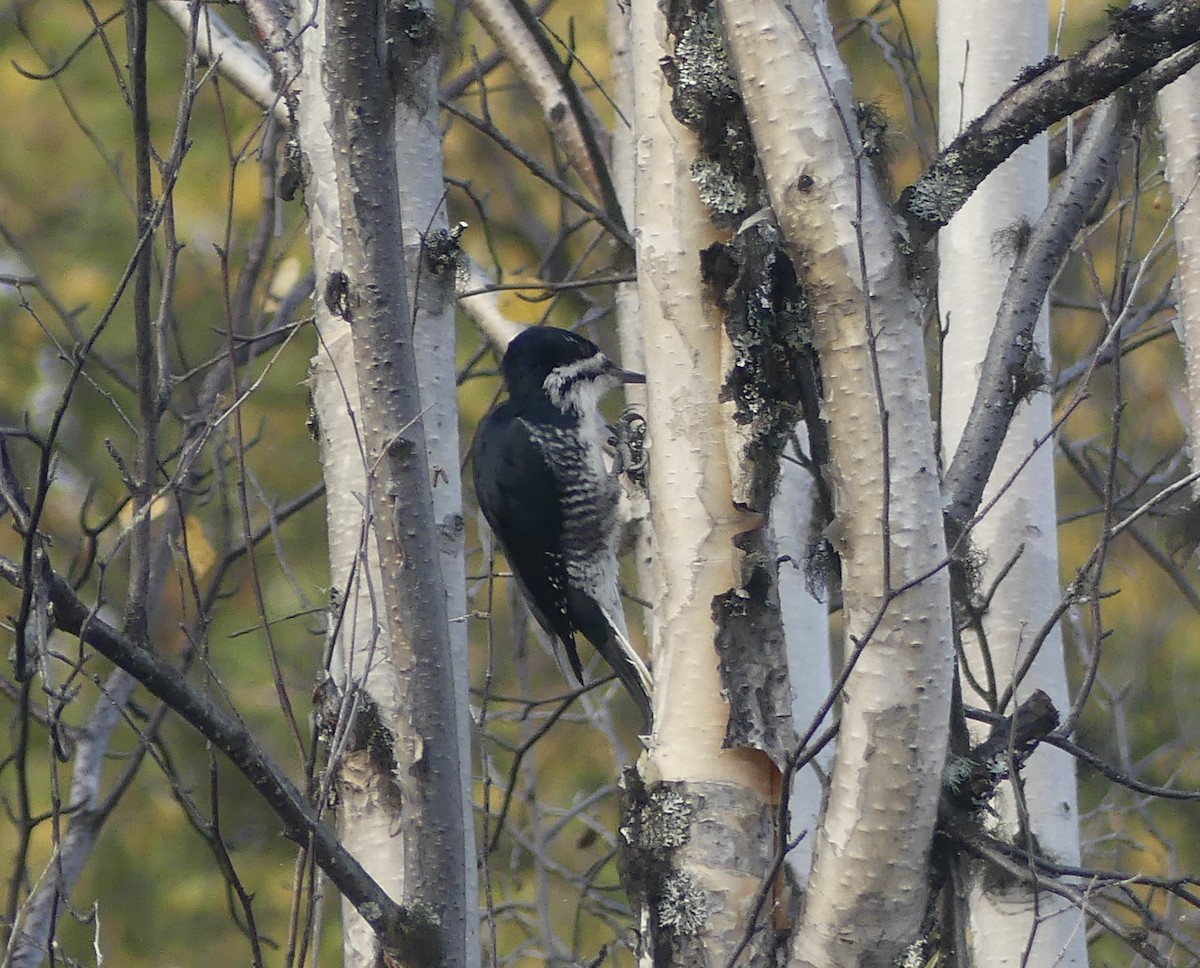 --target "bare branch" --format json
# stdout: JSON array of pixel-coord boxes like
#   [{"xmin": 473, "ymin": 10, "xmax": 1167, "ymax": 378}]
[
  {"xmin": 156, "ymin": 0, "xmax": 289, "ymax": 122},
  {"xmin": 0, "ymin": 558, "xmax": 442, "ymax": 965},
  {"xmin": 467, "ymin": 0, "xmax": 614, "ymax": 207},
  {"xmin": 943, "ymin": 96, "xmax": 1126, "ymax": 536},
  {"xmin": 900, "ymin": 0, "xmax": 1200, "ymax": 244}
]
